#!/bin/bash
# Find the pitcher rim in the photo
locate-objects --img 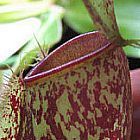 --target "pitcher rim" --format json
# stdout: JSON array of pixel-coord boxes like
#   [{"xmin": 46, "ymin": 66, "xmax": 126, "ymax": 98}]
[{"xmin": 24, "ymin": 31, "xmax": 114, "ymax": 85}]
